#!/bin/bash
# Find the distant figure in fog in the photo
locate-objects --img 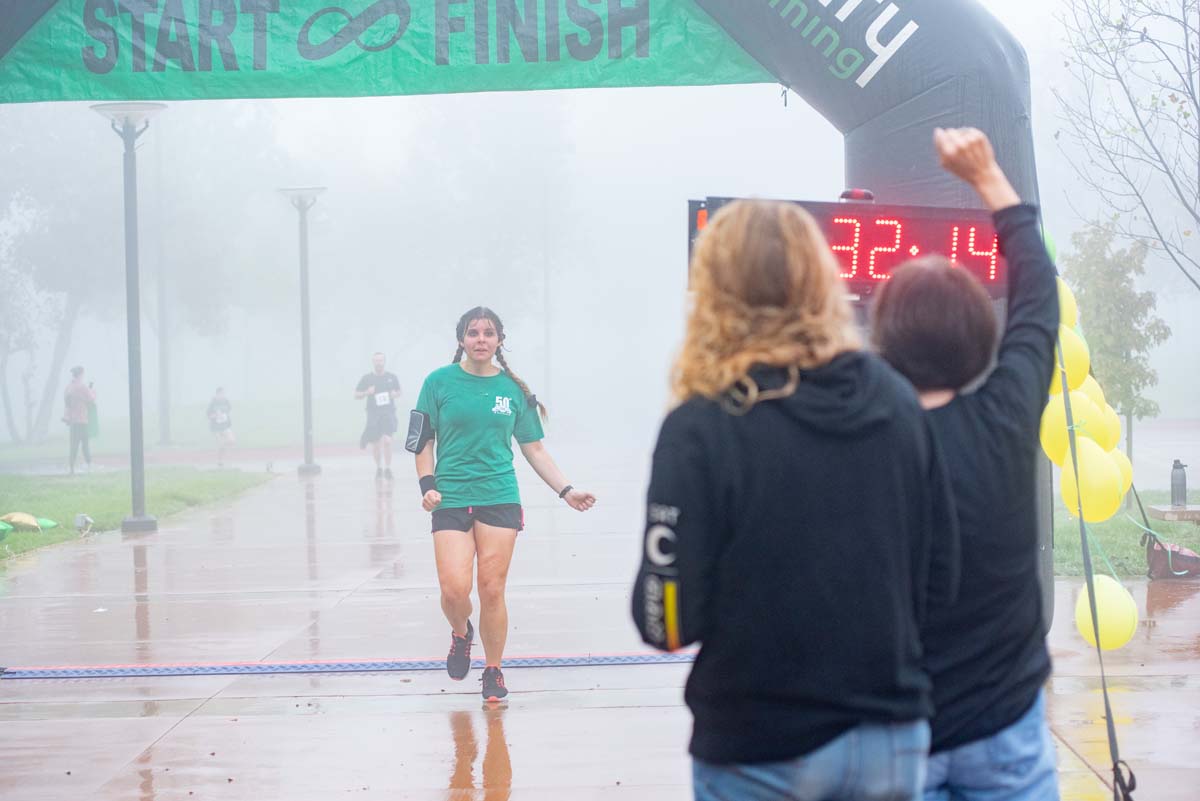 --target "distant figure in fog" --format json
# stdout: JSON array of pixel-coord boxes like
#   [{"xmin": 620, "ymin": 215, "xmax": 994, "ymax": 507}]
[
  {"xmin": 63, "ymin": 365, "xmax": 96, "ymax": 475},
  {"xmin": 356, "ymin": 351, "xmax": 401, "ymax": 479},
  {"xmin": 207, "ymin": 387, "xmax": 236, "ymax": 468}
]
